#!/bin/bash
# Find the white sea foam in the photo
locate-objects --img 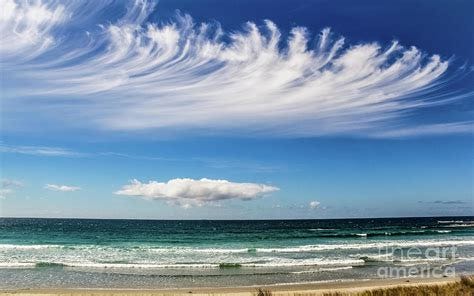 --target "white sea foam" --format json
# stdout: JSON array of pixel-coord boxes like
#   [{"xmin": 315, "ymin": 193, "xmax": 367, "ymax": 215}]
[
  {"xmin": 457, "ymin": 257, "xmax": 474, "ymax": 261},
  {"xmin": 241, "ymin": 258, "xmax": 364, "ymax": 268},
  {"xmin": 291, "ymin": 266, "xmax": 353, "ymax": 274},
  {"xmin": 0, "ymin": 259, "xmax": 364, "ymax": 269},
  {"xmin": 0, "ymin": 244, "xmax": 63, "ymax": 250},
  {"xmin": 0, "ymin": 257, "xmax": 364, "ymax": 269},
  {"xmin": 0, "ymin": 262, "xmax": 36, "ymax": 268},
  {"xmin": 1, "ymin": 254, "xmax": 466, "ymax": 270},
  {"xmin": 1, "ymin": 241, "xmax": 473, "ymax": 270},
  {"xmin": 64, "ymin": 262, "xmax": 218, "ymax": 269},
  {"xmin": 441, "ymin": 224, "xmax": 474, "ymax": 228},
  {"xmin": 1, "ymin": 239, "xmax": 473, "ymax": 255},
  {"xmin": 438, "ymin": 220, "xmax": 472, "ymax": 224}
]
